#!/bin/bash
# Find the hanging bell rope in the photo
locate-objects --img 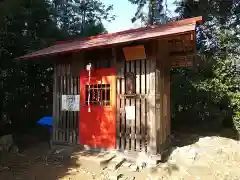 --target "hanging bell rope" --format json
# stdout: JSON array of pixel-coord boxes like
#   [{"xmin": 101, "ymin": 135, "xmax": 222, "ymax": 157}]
[{"xmin": 86, "ymin": 63, "xmax": 92, "ymax": 112}]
